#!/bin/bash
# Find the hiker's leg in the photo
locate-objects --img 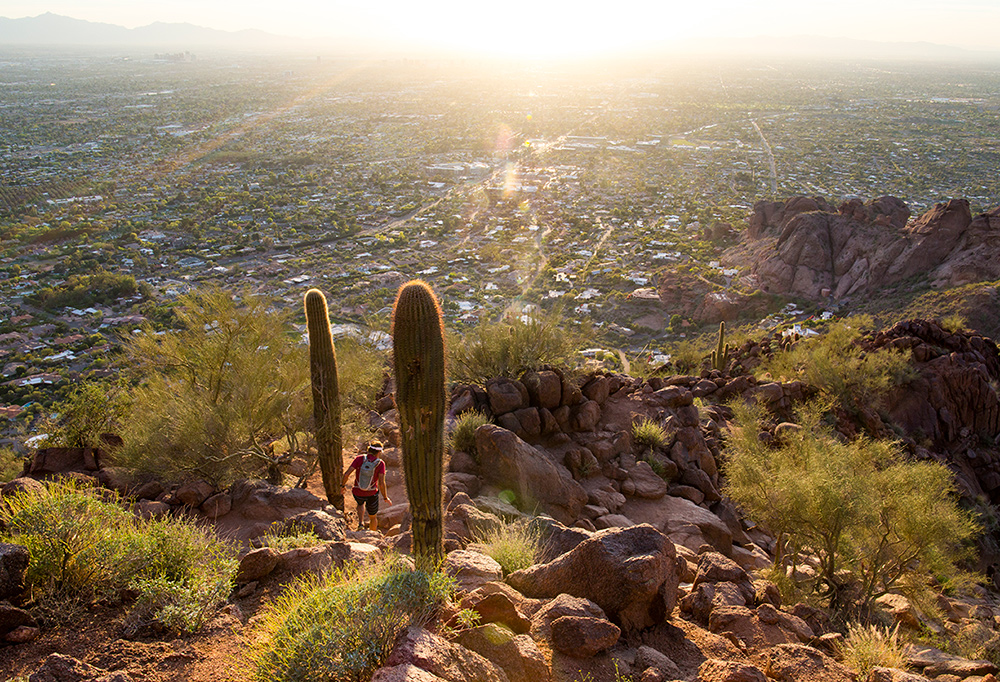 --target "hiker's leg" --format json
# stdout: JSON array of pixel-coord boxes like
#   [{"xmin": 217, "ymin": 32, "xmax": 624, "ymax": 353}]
[{"xmin": 367, "ymin": 496, "xmax": 379, "ymax": 532}]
